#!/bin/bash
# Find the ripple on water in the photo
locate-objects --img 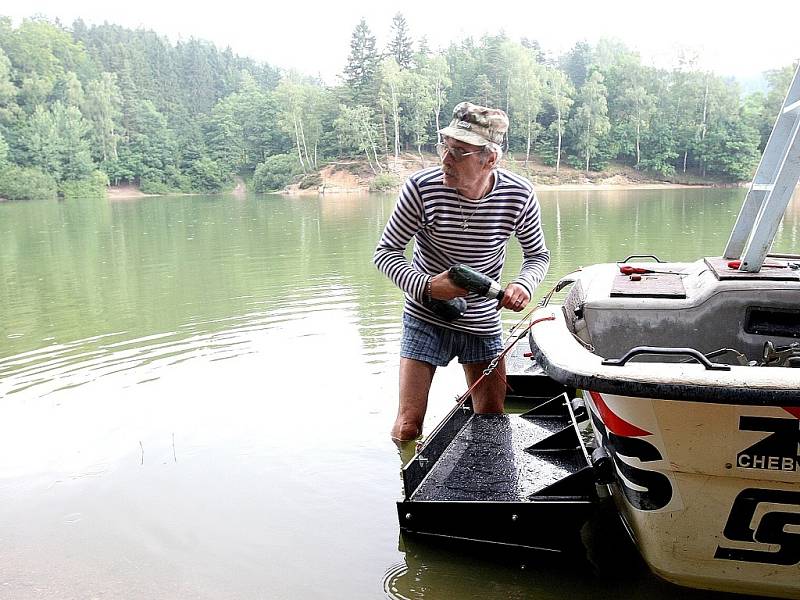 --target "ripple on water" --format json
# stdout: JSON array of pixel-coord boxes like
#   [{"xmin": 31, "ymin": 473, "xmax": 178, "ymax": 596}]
[{"xmin": 0, "ymin": 285, "xmax": 371, "ymax": 398}]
